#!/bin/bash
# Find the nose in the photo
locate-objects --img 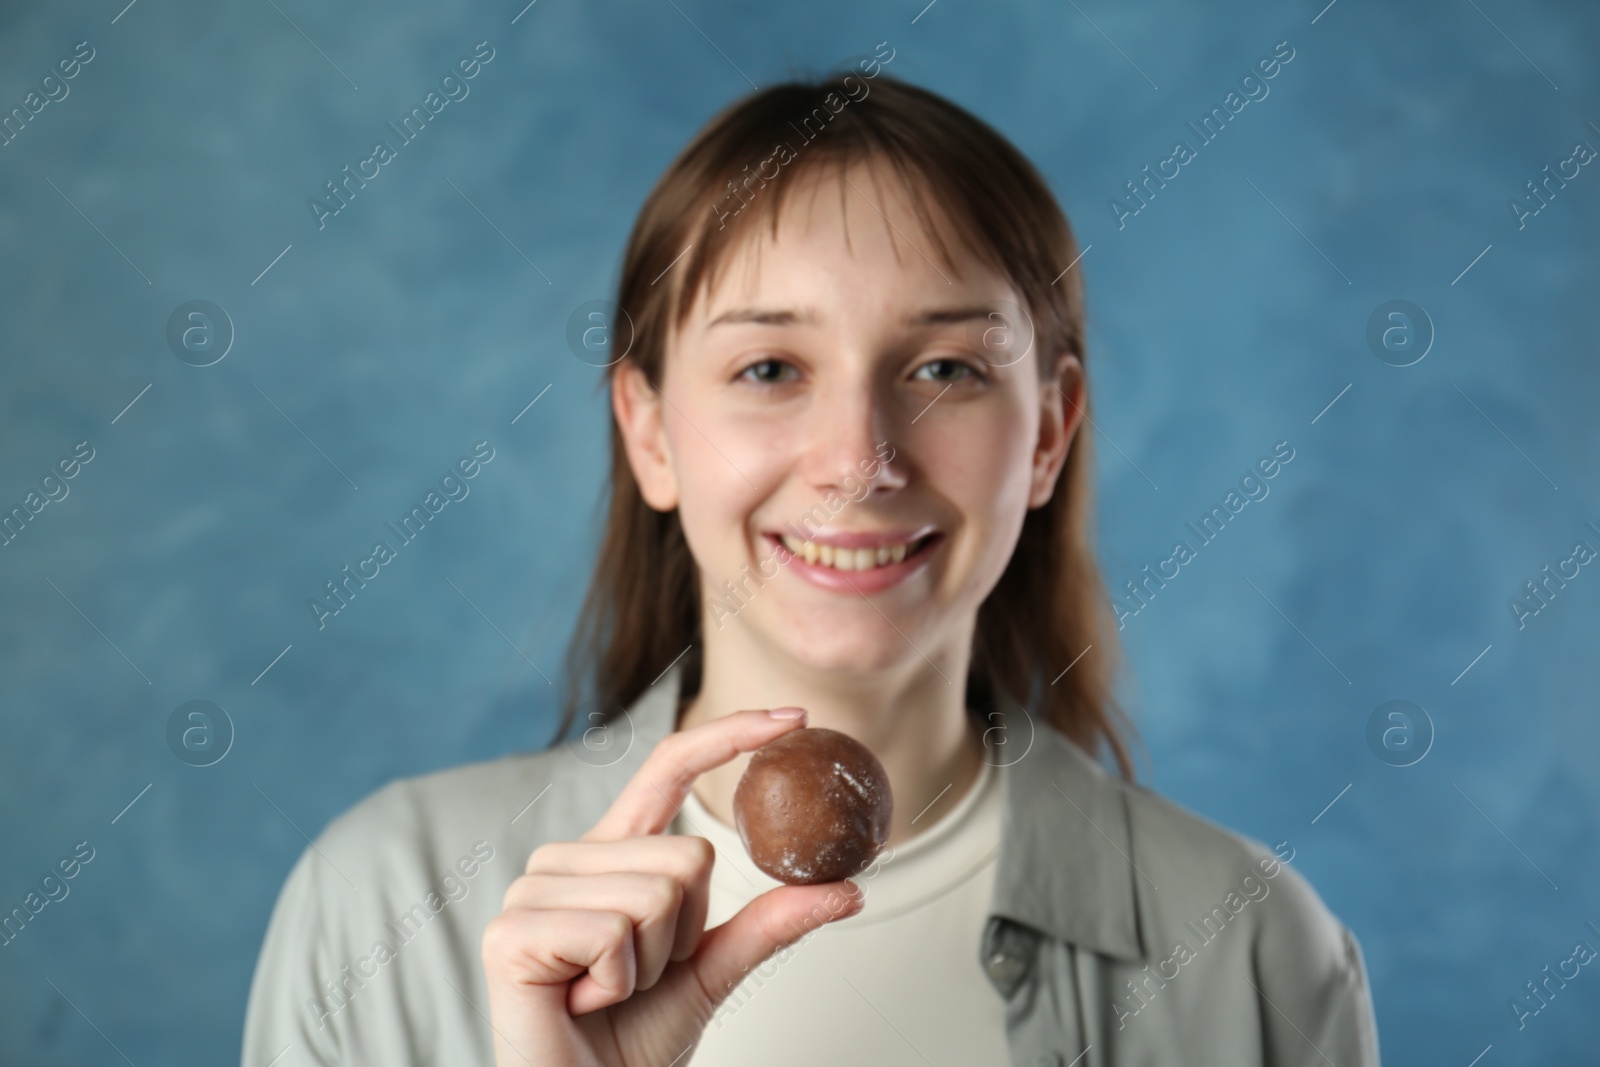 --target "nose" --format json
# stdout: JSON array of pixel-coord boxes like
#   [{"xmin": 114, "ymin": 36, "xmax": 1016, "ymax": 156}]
[{"xmin": 801, "ymin": 371, "xmax": 906, "ymax": 499}]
